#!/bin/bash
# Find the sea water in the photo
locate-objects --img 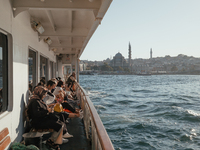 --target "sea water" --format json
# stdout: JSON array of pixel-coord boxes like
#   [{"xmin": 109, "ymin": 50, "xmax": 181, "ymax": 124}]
[{"xmin": 79, "ymin": 75, "xmax": 200, "ymax": 150}]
